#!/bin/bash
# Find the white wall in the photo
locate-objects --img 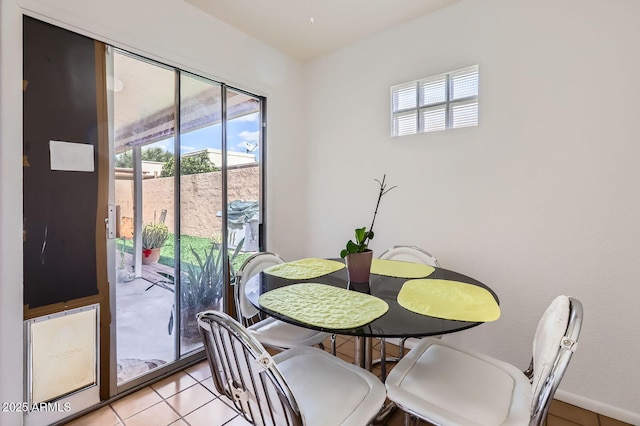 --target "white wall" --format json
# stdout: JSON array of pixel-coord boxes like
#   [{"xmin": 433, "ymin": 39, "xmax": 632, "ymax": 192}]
[
  {"xmin": 305, "ymin": 0, "xmax": 640, "ymax": 422},
  {"xmin": 0, "ymin": 1, "xmax": 25, "ymax": 425},
  {"xmin": 0, "ymin": 0, "xmax": 307, "ymax": 424}
]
